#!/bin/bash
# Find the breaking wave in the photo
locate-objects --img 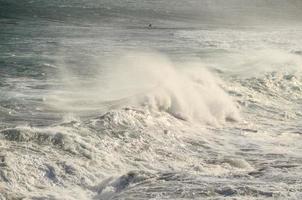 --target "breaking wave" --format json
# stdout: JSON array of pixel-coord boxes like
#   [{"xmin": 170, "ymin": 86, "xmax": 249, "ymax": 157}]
[{"xmin": 47, "ymin": 52, "xmax": 240, "ymax": 126}]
